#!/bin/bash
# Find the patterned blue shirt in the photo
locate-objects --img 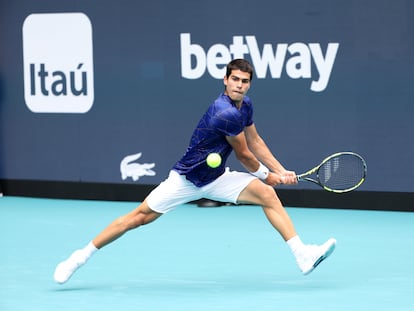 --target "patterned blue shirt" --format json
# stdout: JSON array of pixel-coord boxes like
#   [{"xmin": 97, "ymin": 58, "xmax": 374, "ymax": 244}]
[{"xmin": 173, "ymin": 93, "xmax": 254, "ymax": 187}]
